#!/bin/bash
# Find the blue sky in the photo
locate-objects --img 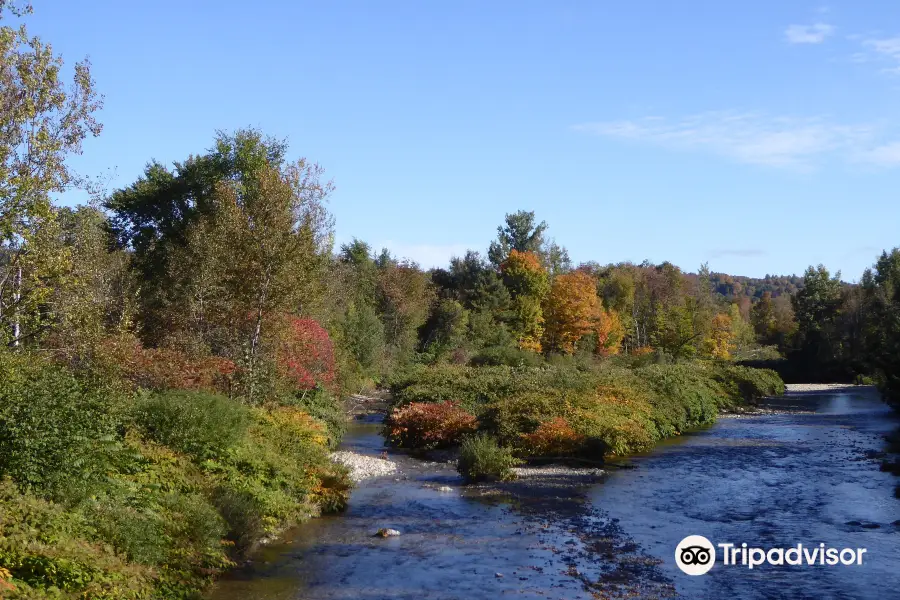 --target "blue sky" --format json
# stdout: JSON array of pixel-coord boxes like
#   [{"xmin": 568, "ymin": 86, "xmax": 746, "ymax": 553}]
[{"xmin": 25, "ymin": 1, "xmax": 900, "ymax": 279}]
